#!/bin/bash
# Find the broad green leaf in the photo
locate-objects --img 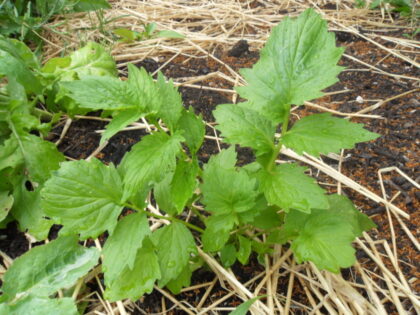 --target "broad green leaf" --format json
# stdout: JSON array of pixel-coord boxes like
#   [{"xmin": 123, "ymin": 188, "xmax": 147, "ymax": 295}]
[
  {"xmin": 1, "ymin": 235, "xmax": 100, "ymax": 301},
  {"xmin": 166, "ymin": 265, "xmax": 192, "ymax": 294},
  {"xmin": 236, "ymin": 9, "xmax": 344, "ymax": 123},
  {"xmin": 326, "ymin": 194, "xmax": 376, "ymax": 237},
  {"xmin": 201, "ymin": 148, "xmax": 258, "ymax": 214},
  {"xmin": 0, "ymin": 191, "xmax": 13, "ymax": 222},
  {"xmin": 12, "ymin": 181, "xmax": 53, "ymax": 240},
  {"xmin": 259, "ymin": 163, "xmax": 328, "ymax": 213},
  {"xmin": 202, "ymin": 213, "xmax": 236, "ymax": 252},
  {"xmin": 154, "ymin": 158, "xmax": 199, "ymax": 215},
  {"xmin": 104, "ymin": 238, "xmax": 160, "ymax": 302},
  {"xmin": 73, "ymin": 0, "xmax": 111, "ymax": 12},
  {"xmin": 282, "ymin": 113, "xmax": 380, "ymax": 157},
  {"xmin": 283, "ymin": 194, "xmax": 375, "ymax": 272},
  {"xmin": 62, "ymin": 76, "xmax": 138, "ymax": 110},
  {"xmin": 113, "ymin": 28, "xmax": 137, "ymax": 42},
  {"xmin": 214, "ymin": 104, "xmax": 275, "ymax": 156},
  {"xmin": 288, "ymin": 209, "xmax": 356, "ymax": 273},
  {"xmin": 0, "ymin": 138, "xmax": 23, "ymax": 171},
  {"xmin": 236, "ymin": 235, "xmax": 252, "ymax": 265},
  {"xmin": 156, "ymin": 30, "xmax": 185, "ymax": 39},
  {"xmin": 0, "ymin": 296, "xmax": 78, "ymax": 315},
  {"xmin": 43, "ymin": 42, "xmax": 117, "ymax": 80},
  {"xmin": 220, "ymin": 243, "xmax": 237, "ymax": 267},
  {"xmin": 100, "ymin": 108, "xmax": 144, "ymax": 144},
  {"xmin": 0, "ymin": 36, "xmax": 39, "ymax": 69},
  {"xmin": 120, "ymin": 132, "xmax": 183, "ymax": 201},
  {"xmin": 175, "ymin": 108, "xmax": 205, "ymax": 154},
  {"xmin": 0, "ymin": 51, "xmax": 42, "ymax": 95},
  {"xmin": 153, "ymin": 223, "xmax": 197, "ymax": 287},
  {"xmin": 155, "ymin": 72, "xmax": 183, "ymax": 131},
  {"xmin": 103, "ymin": 212, "xmax": 151, "ymax": 283},
  {"xmin": 228, "ymin": 296, "xmax": 265, "ymax": 315},
  {"xmin": 41, "ymin": 159, "xmax": 124, "ymax": 239}
]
